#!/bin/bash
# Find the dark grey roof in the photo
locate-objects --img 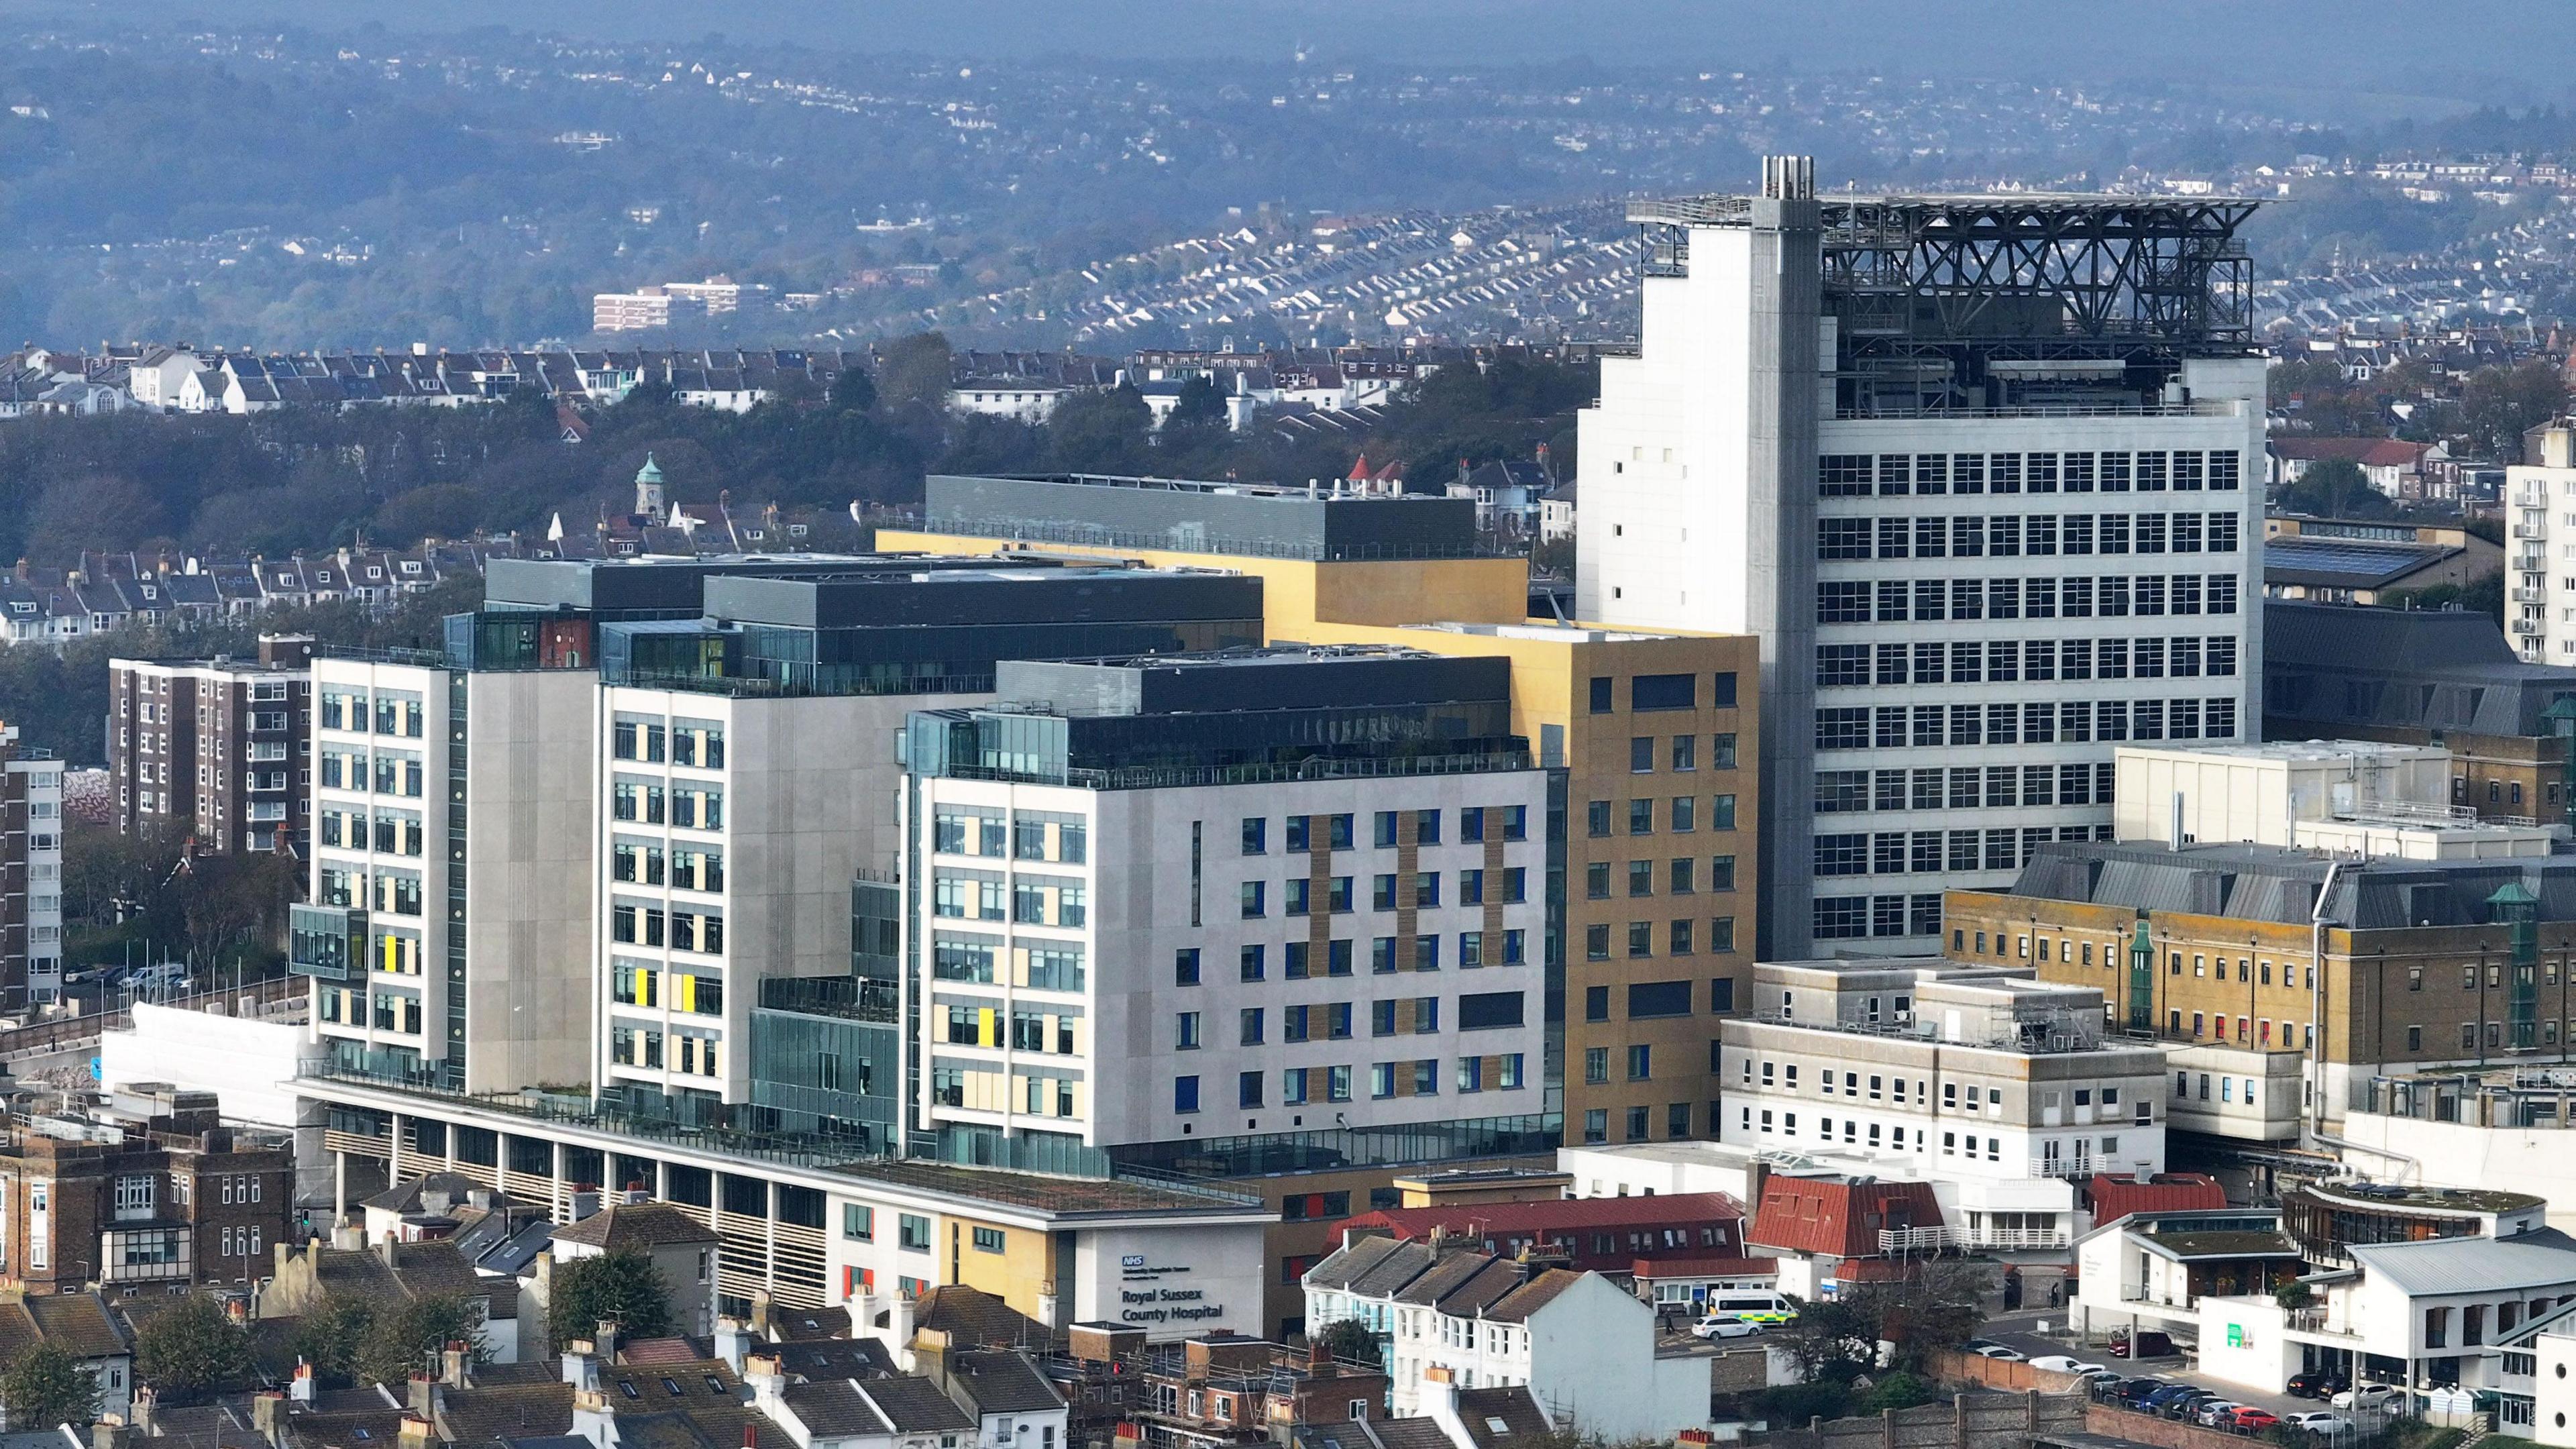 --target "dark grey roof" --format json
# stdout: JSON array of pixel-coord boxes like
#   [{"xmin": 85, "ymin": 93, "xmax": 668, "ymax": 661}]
[
  {"xmin": 2264, "ymin": 537, "xmax": 2458, "ymax": 590},
  {"xmin": 1301, "ymin": 1236, "xmax": 1409, "ymax": 1293},
  {"xmin": 855, "ymin": 1377, "xmax": 975, "ymax": 1434},
  {"xmin": 782, "ymin": 1381, "xmax": 891, "ymax": 1438},
  {"xmin": 949, "ymin": 1352, "xmax": 1065, "ymax": 1415},
  {"xmin": 2007, "ymin": 840, "xmax": 2576, "ymax": 929},
  {"xmin": 2263, "ymin": 599, "xmax": 2576, "ymax": 737},
  {"xmin": 2349, "ymin": 1227, "xmax": 2576, "ymax": 1295},
  {"xmin": 770, "ymin": 1338, "xmax": 896, "ymax": 1382},
  {"xmin": 1452, "ymin": 1387, "xmax": 1552, "ymax": 1449}
]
